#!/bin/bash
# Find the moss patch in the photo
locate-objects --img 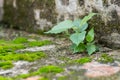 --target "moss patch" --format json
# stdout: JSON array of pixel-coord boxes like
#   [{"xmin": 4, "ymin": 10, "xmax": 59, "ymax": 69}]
[
  {"xmin": 28, "ymin": 40, "xmax": 51, "ymax": 47},
  {"xmin": 0, "ymin": 52, "xmax": 46, "ymax": 62},
  {"xmin": 69, "ymin": 57, "xmax": 92, "ymax": 64},
  {"xmin": 0, "ymin": 61, "xmax": 13, "ymax": 70},
  {"xmin": 15, "ymin": 65, "xmax": 64, "ymax": 79},
  {"xmin": 39, "ymin": 77, "xmax": 49, "ymax": 80},
  {"xmin": 0, "ymin": 51, "xmax": 46, "ymax": 70},
  {"xmin": 0, "ymin": 76, "xmax": 13, "ymax": 80},
  {"xmin": 57, "ymin": 76, "xmax": 68, "ymax": 80},
  {"xmin": 0, "ymin": 37, "xmax": 52, "ymax": 53},
  {"xmin": 37, "ymin": 65, "xmax": 64, "ymax": 74},
  {"xmin": 0, "ymin": 42, "xmax": 25, "ymax": 53},
  {"xmin": 0, "ymin": 37, "xmax": 52, "ymax": 69},
  {"xmin": 13, "ymin": 37, "xmax": 28, "ymax": 44},
  {"xmin": 98, "ymin": 53, "xmax": 114, "ymax": 63}
]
